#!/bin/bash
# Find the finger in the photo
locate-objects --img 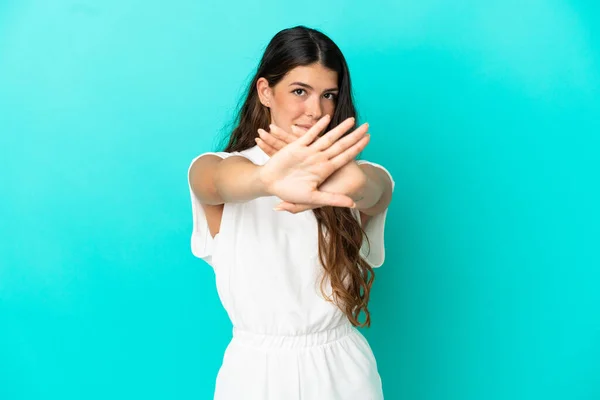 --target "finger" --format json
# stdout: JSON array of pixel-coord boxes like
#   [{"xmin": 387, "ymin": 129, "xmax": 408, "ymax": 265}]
[
  {"xmin": 258, "ymin": 128, "xmax": 286, "ymax": 150},
  {"xmin": 273, "ymin": 201, "xmax": 291, "ymax": 210},
  {"xmin": 289, "ymin": 125, "xmax": 306, "ymax": 139},
  {"xmin": 274, "ymin": 201, "xmax": 302, "ymax": 213},
  {"xmin": 255, "ymin": 137, "xmax": 277, "ymax": 156},
  {"xmin": 282, "ymin": 203, "xmax": 303, "ymax": 214},
  {"xmin": 269, "ymin": 124, "xmax": 298, "ymax": 144},
  {"xmin": 329, "ymin": 134, "xmax": 371, "ymax": 170},
  {"xmin": 310, "ymin": 117, "xmax": 357, "ymax": 152},
  {"xmin": 309, "ymin": 190, "xmax": 356, "ymax": 209},
  {"xmin": 290, "ymin": 203, "xmax": 319, "ymax": 213},
  {"xmin": 273, "ymin": 201, "xmax": 293, "ymax": 212},
  {"xmin": 322, "ymin": 122, "xmax": 369, "ymax": 160},
  {"xmin": 274, "ymin": 201, "xmax": 318, "ymax": 213},
  {"xmin": 297, "ymin": 114, "xmax": 332, "ymax": 146}
]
